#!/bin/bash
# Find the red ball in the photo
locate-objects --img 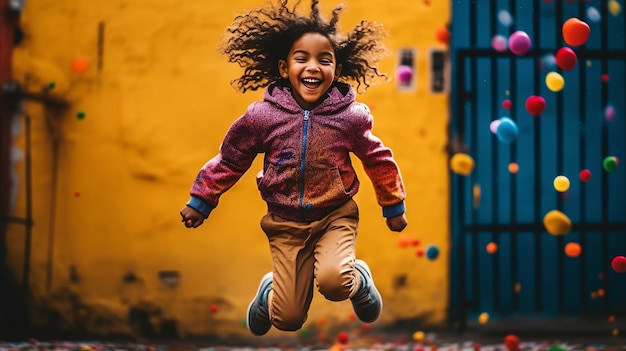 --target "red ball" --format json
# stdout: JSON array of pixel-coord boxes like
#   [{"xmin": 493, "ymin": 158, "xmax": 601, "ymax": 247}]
[
  {"xmin": 504, "ymin": 334, "xmax": 520, "ymax": 351},
  {"xmin": 337, "ymin": 331, "xmax": 349, "ymax": 344},
  {"xmin": 525, "ymin": 95, "xmax": 547, "ymax": 116},
  {"xmin": 579, "ymin": 169, "xmax": 592, "ymax": 182},
  {"xmin": 555, "ymin": 47, "xmax": 577, "ymax": 70},
  {"xmin": 611, "ymin": 256, "xmax": 626, "ymax": 273},
  {"xmin": 502, "ymin": 99, "xmax": 512, "ymax": 109}
]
